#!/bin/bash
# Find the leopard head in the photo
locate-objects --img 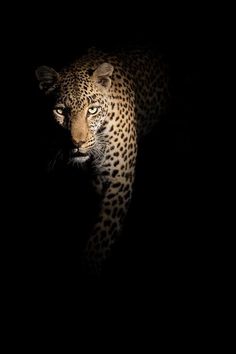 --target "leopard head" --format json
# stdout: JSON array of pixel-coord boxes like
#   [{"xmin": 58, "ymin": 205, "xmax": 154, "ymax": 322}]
[{"xmin": 35, "ymin": 62, "xmax": 113, "ymax": 164}]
